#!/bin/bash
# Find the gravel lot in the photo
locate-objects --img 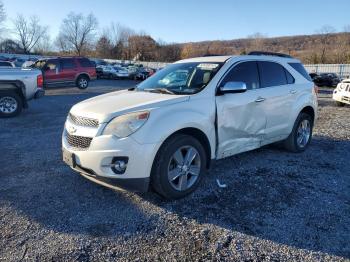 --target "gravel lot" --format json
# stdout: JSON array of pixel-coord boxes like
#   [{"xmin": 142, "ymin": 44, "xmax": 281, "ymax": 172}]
[{"xmin": 0, "ymin": 80, "xmax": 349, "ymax": 261}]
